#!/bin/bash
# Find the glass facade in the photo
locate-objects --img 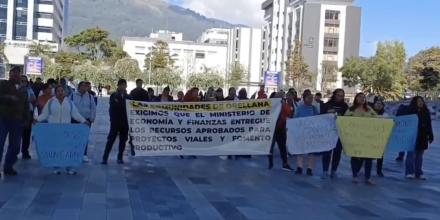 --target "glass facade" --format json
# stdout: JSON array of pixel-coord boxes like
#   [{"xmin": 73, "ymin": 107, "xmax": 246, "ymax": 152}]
[
  {"xmin": 14, "ymin": 0, "xmax": 29, "ymax": 40},
  {"xmin": 0, "ymin": 1, "xmax": 7, "ymax": 42}
]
